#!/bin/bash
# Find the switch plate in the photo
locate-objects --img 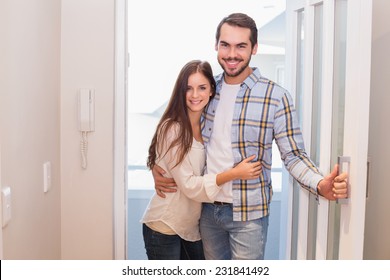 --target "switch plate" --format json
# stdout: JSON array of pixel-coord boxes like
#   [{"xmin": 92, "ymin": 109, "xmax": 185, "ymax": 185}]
[
  {"xmin": 2, "ymin": 186, "xmax": 11, "ymax": 228},
  {"xmin": 43, "ymin": 161, "xmax": 51, "ymax": 193}
]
